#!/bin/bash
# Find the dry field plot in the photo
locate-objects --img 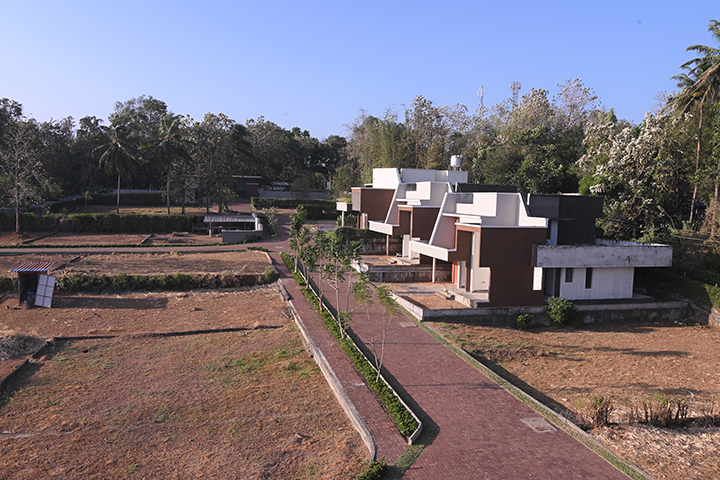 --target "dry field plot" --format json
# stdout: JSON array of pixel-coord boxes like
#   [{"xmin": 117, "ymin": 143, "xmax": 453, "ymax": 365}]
[
  {"xmin": 0, "ymin": 286, "xmax": 366, "ymax": 479},
  {"xmin": 432, "ymin": 321, "xmax": 720, "ymax": 480},
  {"xmin": 0, "ymin": 251, "xmax": 269, "ymax": 277}
]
